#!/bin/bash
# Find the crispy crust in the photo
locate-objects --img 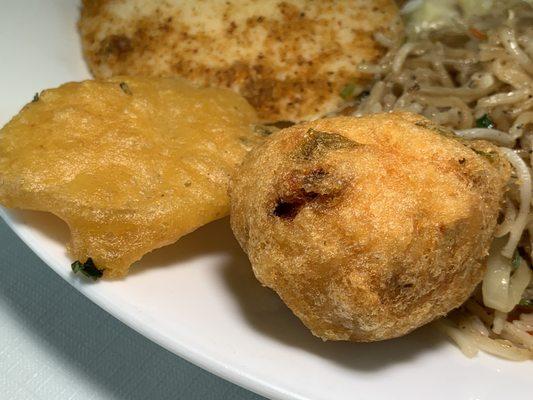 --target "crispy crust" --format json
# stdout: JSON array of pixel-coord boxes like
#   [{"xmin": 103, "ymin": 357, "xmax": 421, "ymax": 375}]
[
  {"xmin": 79, "ymin": 0, "xmax": 403, "ymax": 122},
  {"xmin": 0, "ymin": 76, "xmax": 260, "ymax": 277},
  {"xmin": 229, "ymin": 112, "xmax": 510, "ymax": 341}
]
